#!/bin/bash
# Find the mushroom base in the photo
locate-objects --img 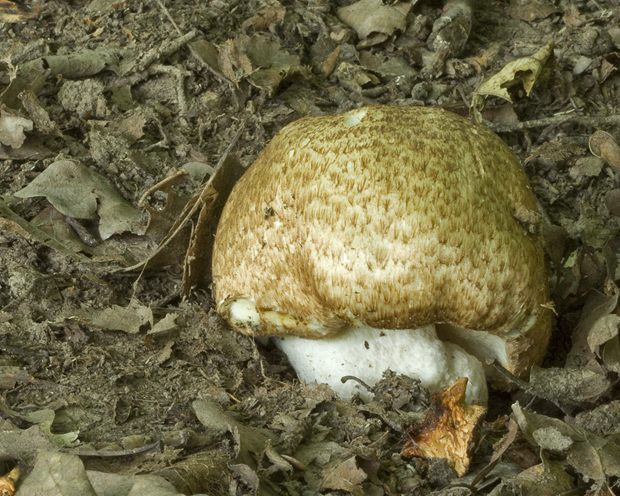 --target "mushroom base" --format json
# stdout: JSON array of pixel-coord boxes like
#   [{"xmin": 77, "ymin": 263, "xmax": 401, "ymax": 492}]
[{"xmin": 273, "ymin": 325, "xmax": 488, "ymax": 405}]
